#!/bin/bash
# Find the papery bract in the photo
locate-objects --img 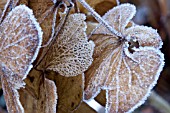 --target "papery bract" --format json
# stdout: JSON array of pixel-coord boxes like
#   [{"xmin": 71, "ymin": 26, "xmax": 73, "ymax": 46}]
[
  {"xmin": 0, "ymin": 5, "xmax": 42, "ymax": 113},
  {"xmin": 84, "ymin": 3, "xmax": 164, "ymax": 113}
]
